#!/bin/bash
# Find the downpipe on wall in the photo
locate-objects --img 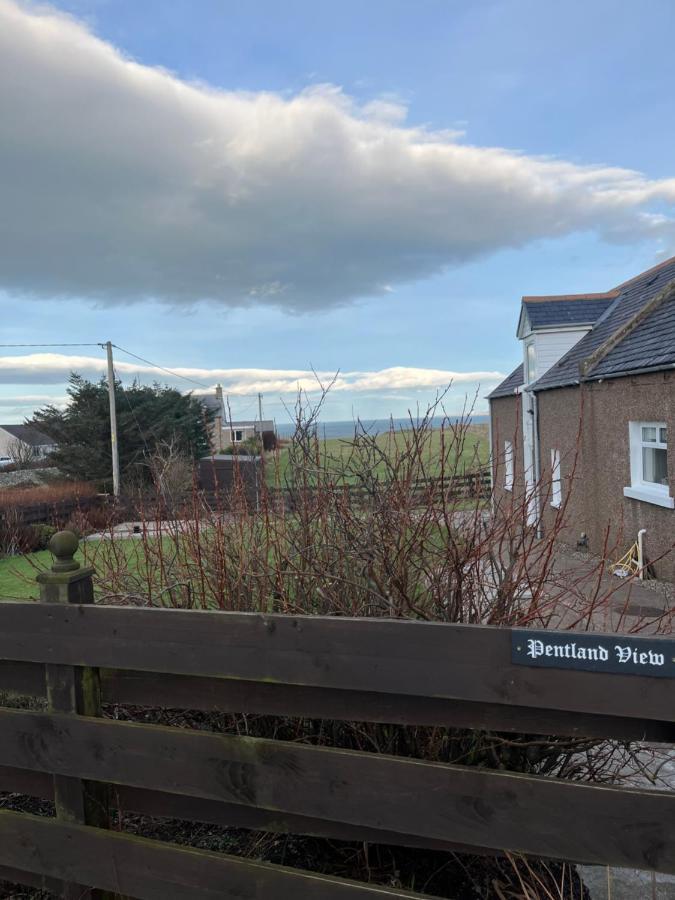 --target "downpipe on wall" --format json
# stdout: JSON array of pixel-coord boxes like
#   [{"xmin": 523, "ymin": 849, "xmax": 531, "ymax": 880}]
[
  {"xmin": 532, "ymin": 391, "xmax": 543, "ymax": 540},
  {"xmin": 637, "ymin": 528, "xmax": 647, "ymax": 579}
]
